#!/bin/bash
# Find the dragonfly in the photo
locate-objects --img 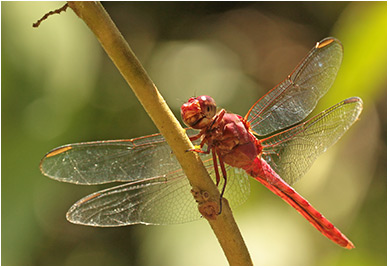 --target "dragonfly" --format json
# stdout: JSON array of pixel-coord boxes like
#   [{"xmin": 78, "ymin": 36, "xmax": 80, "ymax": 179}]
[{"xmin": 40, "ymin": 37, "xmax": 362, "ymax": 249}]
